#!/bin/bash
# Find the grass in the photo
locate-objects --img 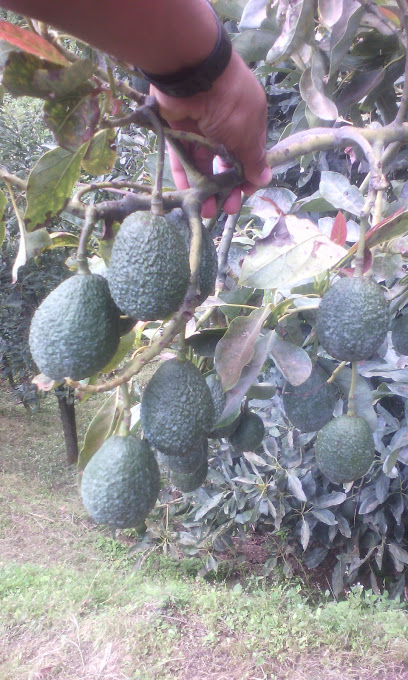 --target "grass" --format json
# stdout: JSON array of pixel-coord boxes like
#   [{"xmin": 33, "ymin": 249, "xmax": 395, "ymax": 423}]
[{"xmin": 1, "ymin": 384, "xmax": 408, "ymax": 679}]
